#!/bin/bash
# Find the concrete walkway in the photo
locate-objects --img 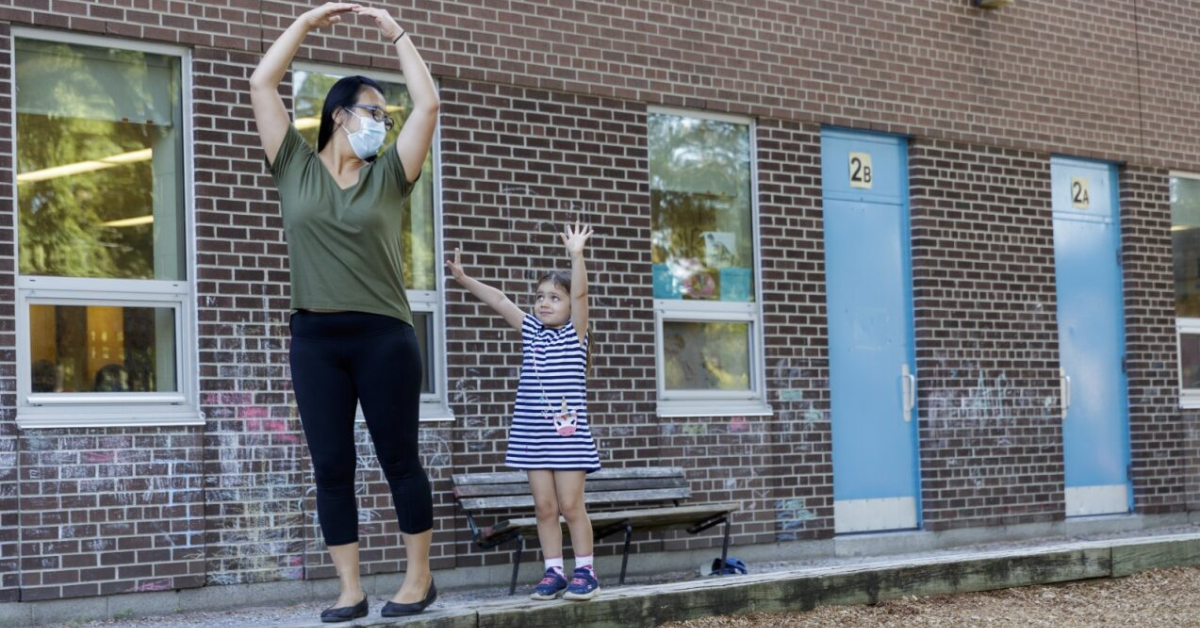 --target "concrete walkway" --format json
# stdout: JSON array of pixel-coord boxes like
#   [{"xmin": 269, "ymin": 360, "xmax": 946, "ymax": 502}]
[
  {"xmin": 8, "ymin": 524, "xmax": 1200, "ymax": 628},
  {"xmin": 318, "ymin": 531, "xmax": 1200, "ymax": 628}
]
